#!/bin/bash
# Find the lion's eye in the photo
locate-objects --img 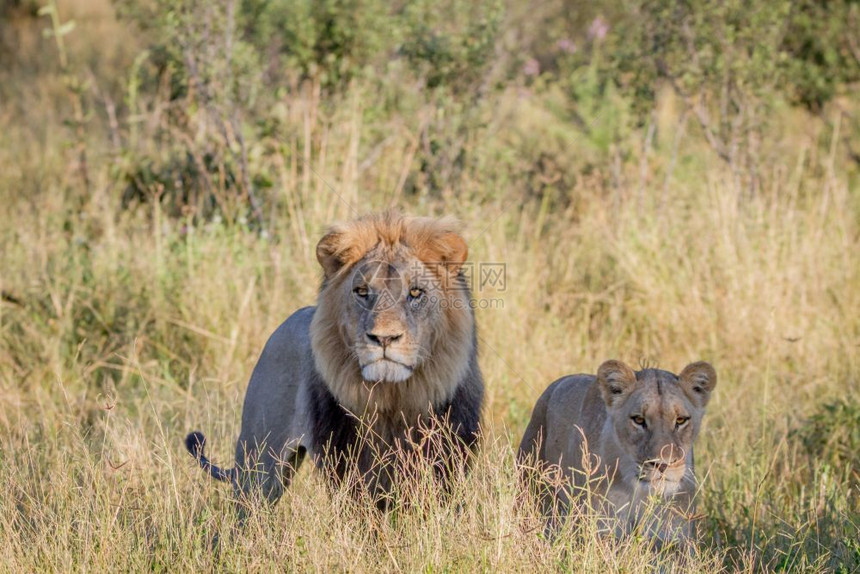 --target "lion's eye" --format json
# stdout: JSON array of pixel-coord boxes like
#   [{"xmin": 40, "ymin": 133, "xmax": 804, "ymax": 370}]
[
  {"xmin": 354, "ymin": 286, "xmax": 369, "ymax": 298},
  {"xmin": 408, "ymin": 287, "xmax": 424, "ymax": 300},
  {"xmin": 675, "ymin": 416, "xmax": 690, "ymax": 426},
  {"xmin": 631, "ymin": 415, "xmax": 646, "ymax": 427}
]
